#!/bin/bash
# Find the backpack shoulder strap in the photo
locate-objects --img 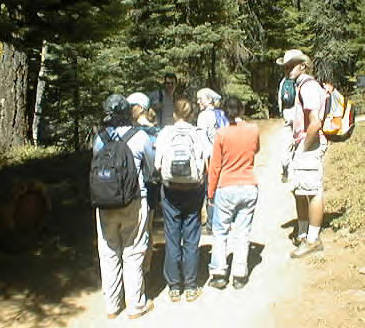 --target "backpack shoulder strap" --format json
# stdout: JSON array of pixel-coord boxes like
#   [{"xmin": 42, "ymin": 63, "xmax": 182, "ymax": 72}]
[
  {"xmin": 98, "ymin": 128, "xmax": 112, "ymax": 145},
  {"xmin": 297, "ymin": 77, "xmax": 316, "ymax": 105},
  {"xmin": 121, "ymin": 127, "xmax": 138, "ymax": 144},
  {"xmin": 158, "ymin": 89, "xmax": 163, "ymax": 103}
]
